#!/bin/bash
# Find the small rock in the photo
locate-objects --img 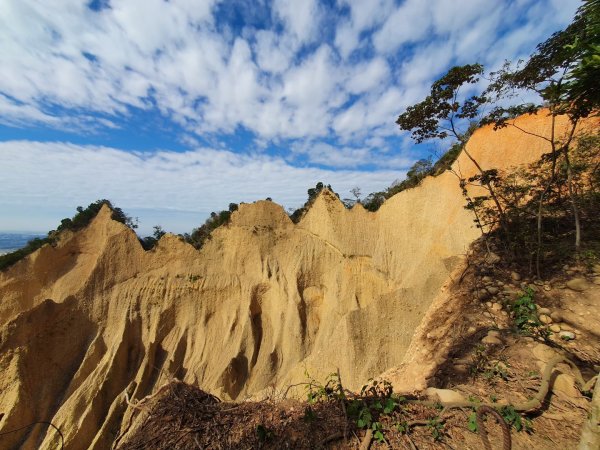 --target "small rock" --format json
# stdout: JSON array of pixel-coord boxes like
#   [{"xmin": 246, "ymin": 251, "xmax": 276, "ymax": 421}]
[
  {"xmin": 486, "ymin": 301, "xmax": 493, "ymax": 308},
  {"xmin": 487, "ymin": 330, "xmax": 501, "ymax": 338},
  {"xmin": 566, "ymin": 278, "xmax": 589, "ymax": 292},
  {"xmin": 563, "ymin": 265, "xmax": 570, "ymax": 271},
  {"xmin": 511, "ymin": 271, "xmax": 521, "ymax": 281},
  {"xmin": 593, "ymin": 263, "xmax": 600, "ymax": 274},
  {"xmin": 534, "ymin": 280, "xmax": 544, "ymax": 286},
  {"xmin": 491, "ymin": 303, "xmax": 503, "ymax": 311},
  {"xmin": 549, "ymin": 324, "xmax": 561, "ymax": 333},
  {"xmin": 487, "ymin": 286, "xmax": 500, "ymax": 295},
  {"xmin": 497, "ymin": 281, "xmax": 504, "ymax": 286},
  {"xmin": 560, "ymin": 323, "xmax": 573, "ymax": 331},
  {"xmin": 501, "ymin": 311, "xmax": 508, "ymax": 316},
  {"xmin": 483, "ymin": 312, "xmax": 492, "ymax": 318},
  {"xmin": 453, "ymin": 364, "xmax": 469, "ymax": 375},
  {"xmin": 493, "ymin": 361, "xmax": 508, "ymax": 372},
  {"xmin": 467, "ymin": 326, "xmax": 477, "ymax": 335},
  {"xmin": 550, "ymin": 311, "xmax": 562, "ymax": 322},
  {"xmin": 532, "ymin": 343, "xmax": 558, "ymax": 362},
  {"xmin": 425, "ymin": 388, "xmax": 467, "ymax": 403},
  {"xmin": 539, "ymin": 314, "xmax": 552, "ymax": 324},
  {"xmin": 482, "ymin": 335, "xmax": 503, "ymax": 345},
  {"xmin": 554, "ymin": 374, "xmax": 579, "ymax": 397},
  {"xmin": 543, "ymin": 285, "xmax": 552, "ymax": 291},
  {"xmin": 482, "ymin": 276, "xmax": 493, "ymax": 283},
  {"xmin": 559, "ymin": 331, "xmax": 576, "ymax": 341},
  {"xmin": 478, "ymin": 290, "xmax": 491, "ymax": 301},
  {"xmin": 538, "ymin": 307, "xmax": 551, "ymax": 315},
  {"xmin": 485, "ymin": 252, "xmax": 501, "ymax": 265}
]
